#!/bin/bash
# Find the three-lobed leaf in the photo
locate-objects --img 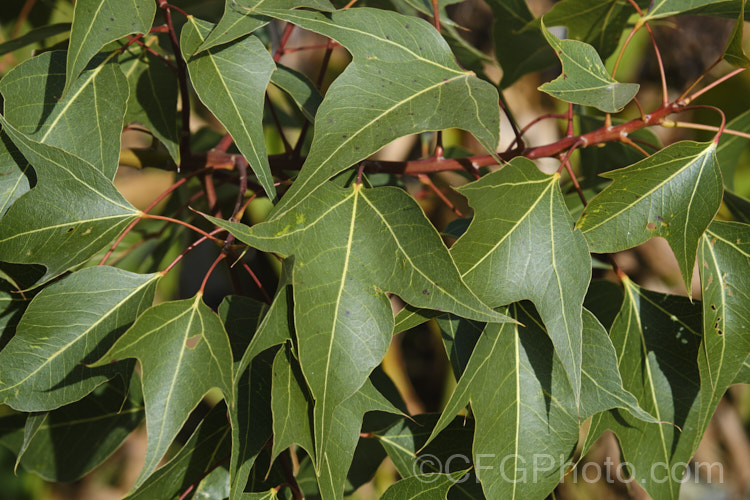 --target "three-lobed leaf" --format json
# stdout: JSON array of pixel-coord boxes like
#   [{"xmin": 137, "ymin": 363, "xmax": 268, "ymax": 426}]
[
  {"xmin": 93, "ymin": 294, "xmax": 234, "ymax": 487},
  {"xmin": 538, "ymin": 20, "xmax": 639, "ymax": 113},
  {"xmin": 207, "ymin": 181, "xmax": 509, "ymax": 474},
  {"xmin": 577, "ymin": 141, "xmax": 723, "ymax": 293},
  {"xmin": 0, "ymin": 118, "xmax": 140, "ymax": 285},
  {"xmin": 258, "ymin": 7, "xmax": 501, "ymax": 220},
  {"xmin": 450, "ymin": 157, "xmax": 592, "ymax": 399},
  {"xmin": 0, "ymin": 266, "xmax": 158, "ymax": 411}
]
